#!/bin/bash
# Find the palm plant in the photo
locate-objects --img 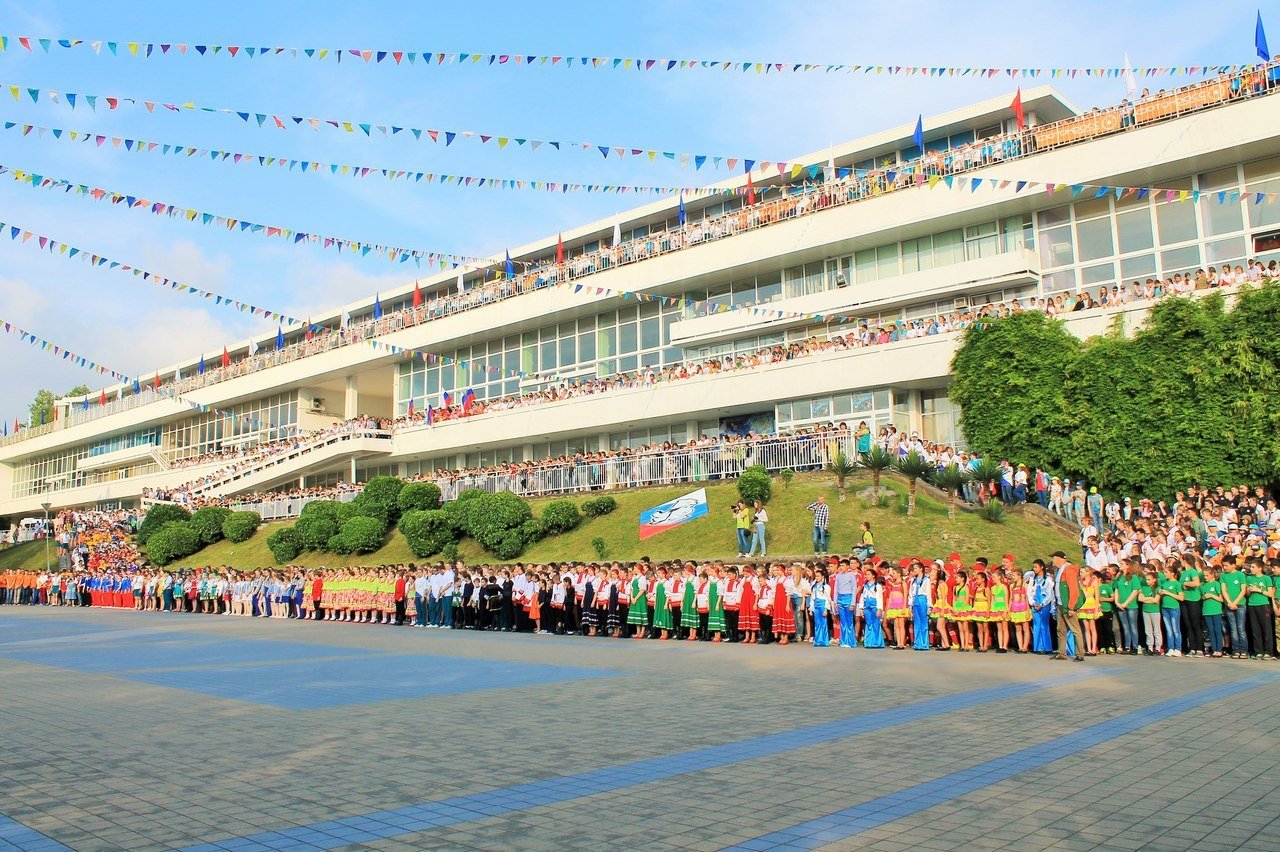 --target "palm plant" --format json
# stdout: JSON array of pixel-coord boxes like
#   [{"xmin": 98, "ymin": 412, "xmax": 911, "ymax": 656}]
[
  {"xmin": 825, "ymin": 451, "xmax": 857, "ymax": 501},
  {"xmin": 933, "ymin": 463, "xmax": 972, "ymax": 520},
  {"xmin": 969, "ymin": 457, "xmax": 1003, "ymax": 505},
  {"xmin": 894, "ymin": 450, "xmax": 933, "ymax": 517},
  {"xmin": 859, "ymin": 444, "xmax": 894, "ymax": 495}
]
